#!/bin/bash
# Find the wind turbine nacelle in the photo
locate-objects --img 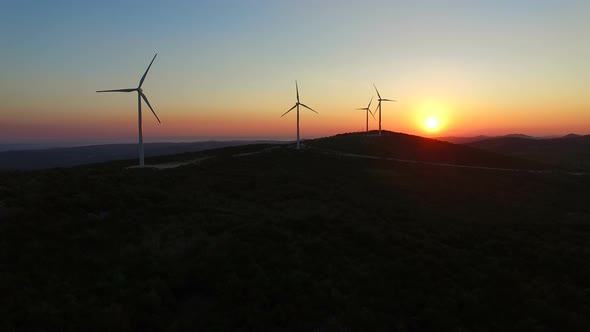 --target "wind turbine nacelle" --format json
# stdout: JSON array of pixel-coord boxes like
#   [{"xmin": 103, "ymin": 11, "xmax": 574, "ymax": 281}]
[{"xmin": 138, "ymin": 88, "xmax": 143, "ymax": 93}]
